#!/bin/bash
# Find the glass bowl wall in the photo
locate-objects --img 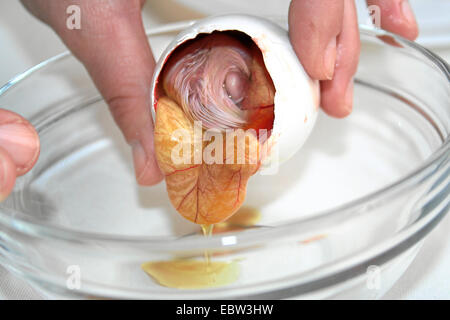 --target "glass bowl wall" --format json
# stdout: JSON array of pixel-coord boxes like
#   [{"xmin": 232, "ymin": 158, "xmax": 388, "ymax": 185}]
[{"xmin": 0, "ymin": 22, "xmax": 448, "ymax": 299}]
